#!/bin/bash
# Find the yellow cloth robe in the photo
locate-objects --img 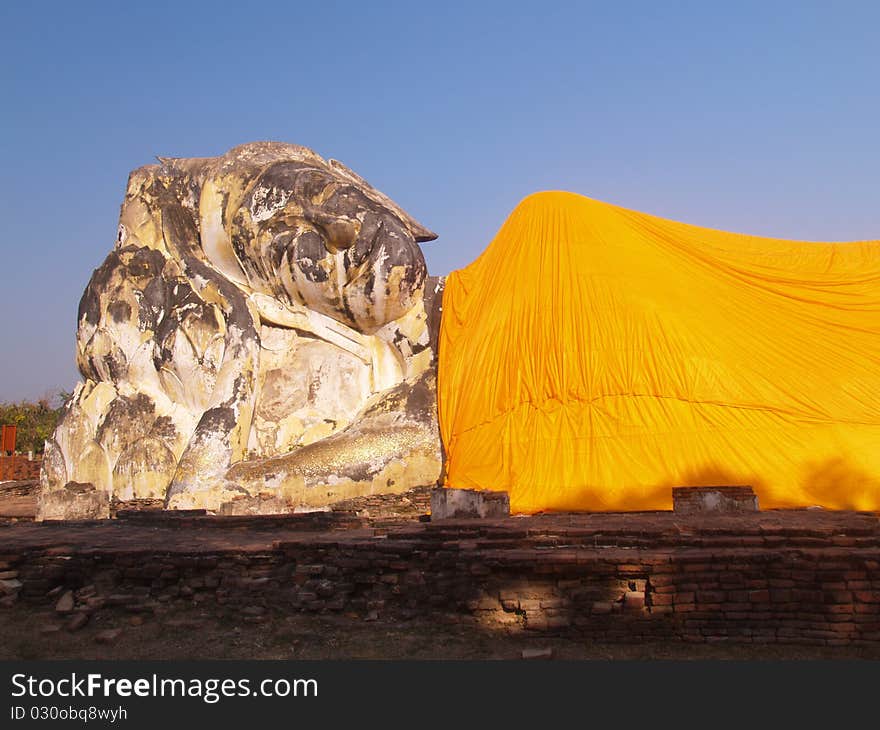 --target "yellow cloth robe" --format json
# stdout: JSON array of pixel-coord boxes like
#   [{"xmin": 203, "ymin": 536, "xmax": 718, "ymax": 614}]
[{"xmin": 438, "ymin": 191, "xmax": 880, "ymax": 513}]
